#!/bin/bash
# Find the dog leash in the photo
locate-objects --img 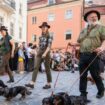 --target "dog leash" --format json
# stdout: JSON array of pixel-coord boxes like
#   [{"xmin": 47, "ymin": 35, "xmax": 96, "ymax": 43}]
[
  {"xmin": 68, "ymin": 52, "xmax": 101, "ymax": 93},
  {"xmin": 51, "ymin": 45, "xmax": 70, "ymax": 96},
  {"xmin": 10, "ymin": 72, "xmax": 30, "ymax": 87},
  {"xmin": 10, "ymin": 57, "xmax": 45, "ymax": 87},
  {"xmin": 51, "ymin": 51, "xmax": 102, "ymax": 96},
  {"xmin": 51, "ymin": 70, "xmax": 61, "ymax": 96}
]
